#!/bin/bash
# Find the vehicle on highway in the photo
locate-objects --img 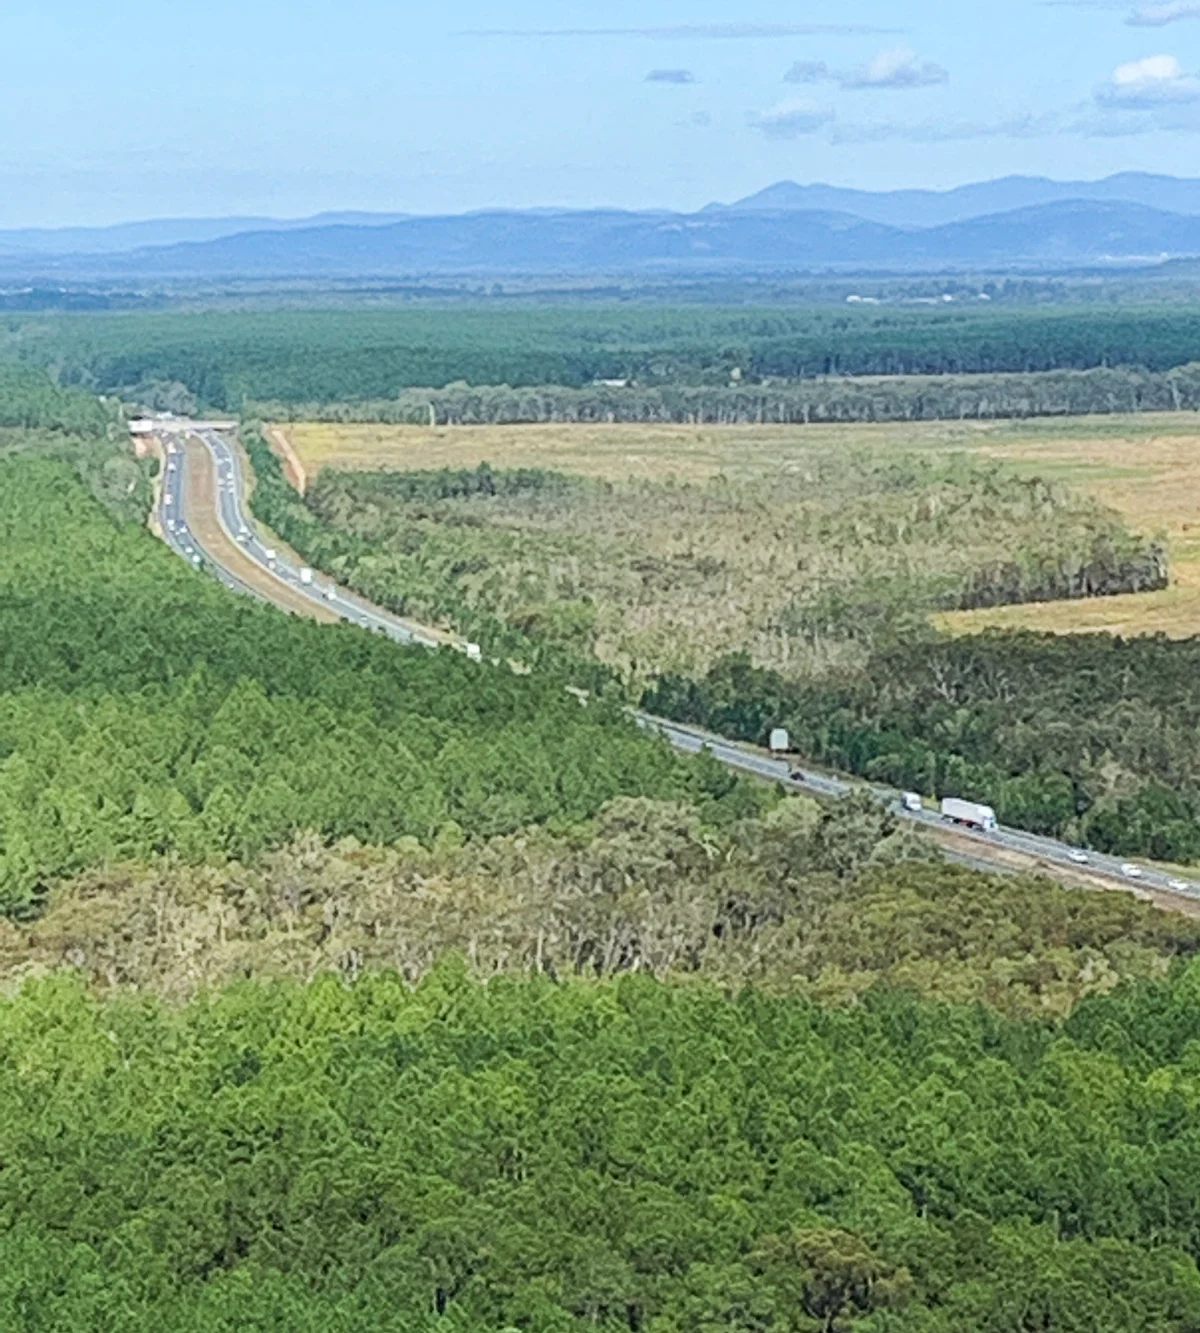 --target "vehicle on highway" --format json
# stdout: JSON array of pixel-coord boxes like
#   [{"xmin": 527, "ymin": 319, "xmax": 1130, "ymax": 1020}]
[
  {"xmin": 1068, "ymin": 849, "xmax": 1089, "ymax": 864},
  {"xmin": 1121, "ymin": 862, "xmax": 1145, "ymax": 879},
  {"xmin": 263, "ymin": 547, "xmax": 277, "ymax": 563},
  {"xmin": 940, "ymin": 797, "xmax": 998, "ymax": 833},
  {"xmin": 1169, "ymin": 878, "xmax": 1193, "ymax": 892},
  {"xmin": 238, "ymin": 529, "xmax": 250, "ymax": 543},
  {"xmin": 324, "ymin": 587, "xmax": 337, "ymax": 600},
  {"xmin": 901, "ymin": 791, "xmax": 923, "ymax": 813},
  {"xmin": 300, "ymin": 567, "xmax": 314, "ymax": 585},
  {"xmin": 768, "ymin": 727, "xmax": 790, "ymax": 754}
]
